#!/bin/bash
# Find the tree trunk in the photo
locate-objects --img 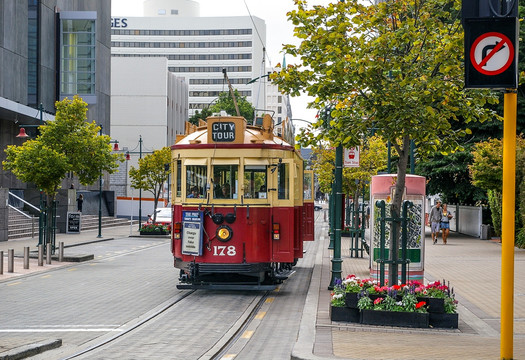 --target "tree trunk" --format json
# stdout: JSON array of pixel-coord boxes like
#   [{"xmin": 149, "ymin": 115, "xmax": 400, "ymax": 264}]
[{"xmin": 389, "ymin": 135, "xmax": 410, "ymax": 285}]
